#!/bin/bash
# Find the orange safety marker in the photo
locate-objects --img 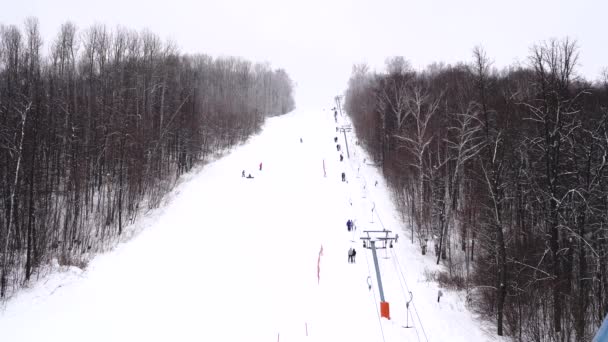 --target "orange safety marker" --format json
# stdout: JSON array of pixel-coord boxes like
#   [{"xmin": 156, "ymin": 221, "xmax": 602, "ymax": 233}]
[{"xmin": 380, "ymin": 301, "xmax": 390, "ymax": 320}]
